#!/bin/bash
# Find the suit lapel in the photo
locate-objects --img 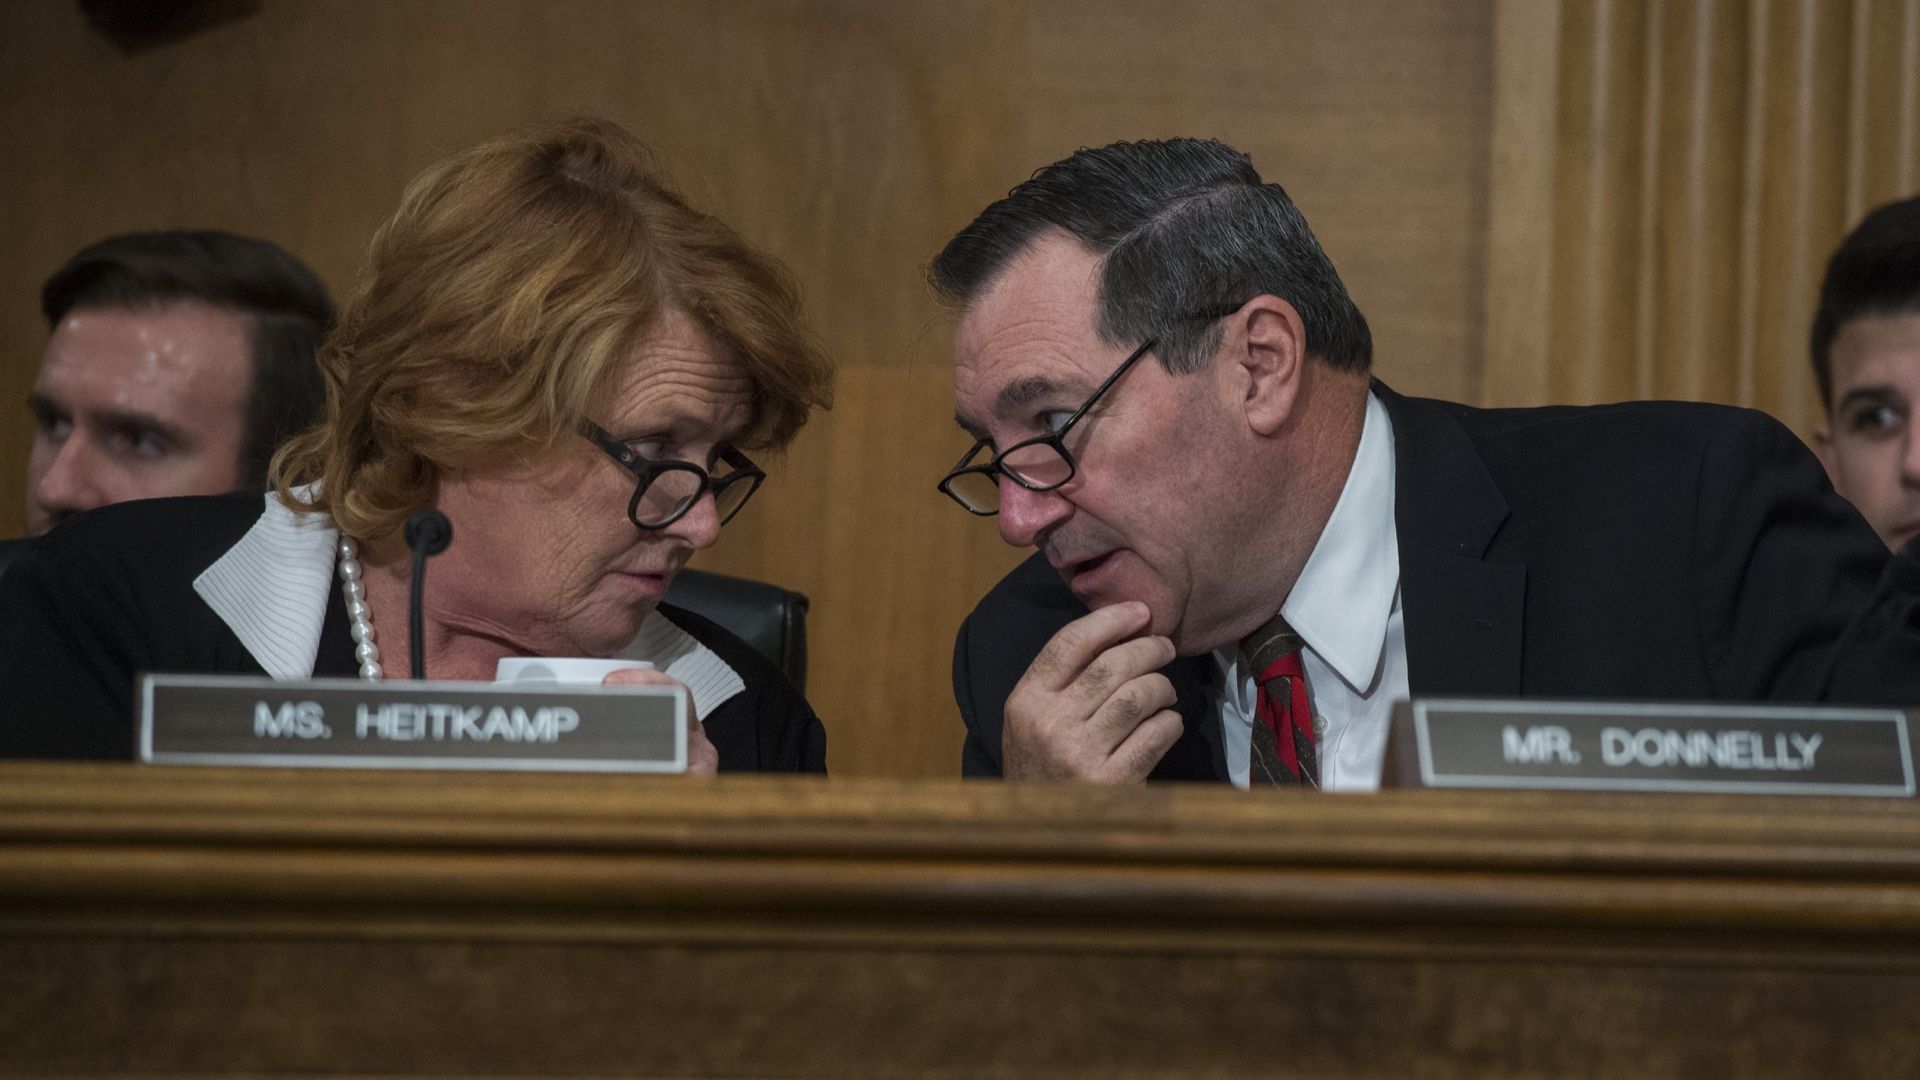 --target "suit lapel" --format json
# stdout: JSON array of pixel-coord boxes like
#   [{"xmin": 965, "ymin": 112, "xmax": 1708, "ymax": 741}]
[{"xmin": 1377, "ymin": 384, "xmax": 1527, "ymax": 696}]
